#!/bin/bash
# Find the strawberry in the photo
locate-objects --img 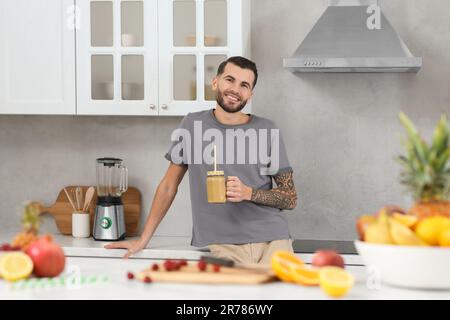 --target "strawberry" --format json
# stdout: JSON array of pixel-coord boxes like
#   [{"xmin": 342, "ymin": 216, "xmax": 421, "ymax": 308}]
[
  {"xmin": 151, "ymin": 263, "xmax": 159, "ymax": 271},
  {"xmin": 198, "ymin": 260, "xmax": 207, "ymax": 271}
]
